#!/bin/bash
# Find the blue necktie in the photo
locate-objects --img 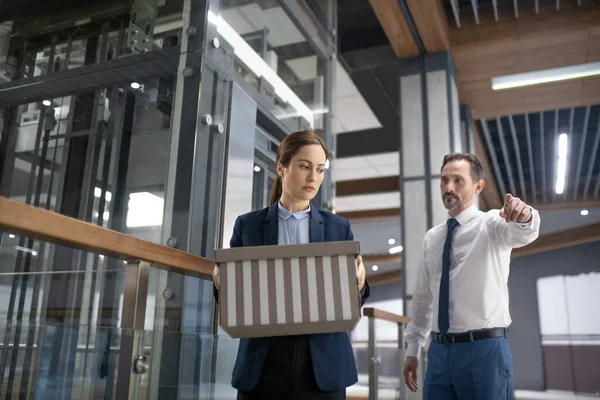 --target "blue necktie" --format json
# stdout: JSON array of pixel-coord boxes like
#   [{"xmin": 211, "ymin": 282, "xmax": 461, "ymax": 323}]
[{"xmin": 438, "ymin": 218, "xmax": 459, "ymax": 334}]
